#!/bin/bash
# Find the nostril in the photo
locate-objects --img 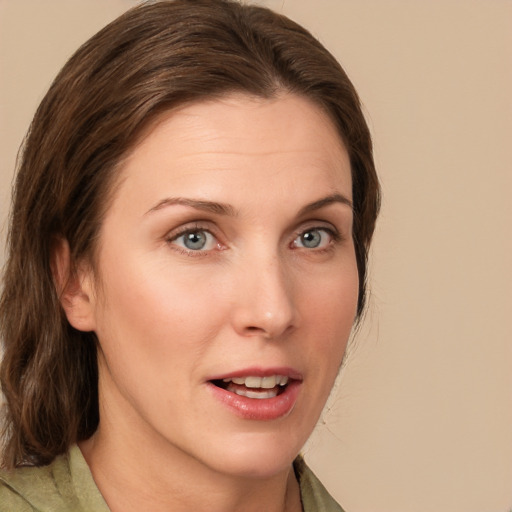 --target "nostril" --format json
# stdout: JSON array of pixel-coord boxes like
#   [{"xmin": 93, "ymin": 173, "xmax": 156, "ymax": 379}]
[
  {"xmin": 242, "ymin": 323, "xmax": 295, "ymax": 339},
  {"xmin": 243, "ymin": 325, "xmax": 276, "ymax": 337}
]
